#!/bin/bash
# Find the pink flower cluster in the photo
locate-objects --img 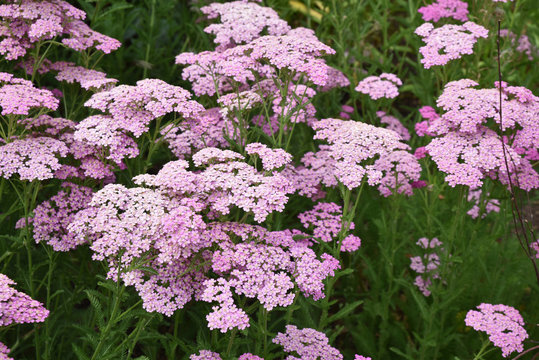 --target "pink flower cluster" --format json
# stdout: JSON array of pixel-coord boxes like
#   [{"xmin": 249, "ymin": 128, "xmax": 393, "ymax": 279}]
[
  {"xmin": 273, "ymin": 325, "xmax": 343, "ymax": 360},
  {"xmin": 410, "ymin": 237, "xmax": 443, "ymax": 296},
  {"xmin": 312, "ymin": 118, "xmax": 421, "ymax": 195},
  {"xmin": 84, "ymin": 78, "xmax": 204, "ymax": 137},
  {"xmin": 465, "ymin": 303, "xmax": 528, "ymax": 357},
  {"xmin": 500, "ymin": 29, "xmax": 537, "ymax": 60},
  {"xmin": 466, "ymin": 190, "xmax": 500, "ymax": 219},
  {"xmin": 0, "ymin": 273, "xmax": 50, "ymax": 359},
  {"xmin": 415, "ymin": 22, "xmax": 488, "ymax": 68},
  {"xmin": 355, "ymin": 73, "xmax": 402, "ymax": 100},
  {"xmin": 16, "ymin": 182, "xmax": 93, "ymax": 251},
  {"xmin": 160, "ymin": 108, "xmax": 231, "ymax": 159},
  {"xmin": 377, "ymin": 111, "xmax": 411, "ymax": 141},
  {"xmin": 201, "ymin": 1, "xmax": 290, "ymax": 49},
  {"xmin": 0, "ymin": 0, "xmax": 120, "ymax": 60},
  {"xmin": 0, "ymin": 274, "xmax": 49, "ymax": 326},
  {"xmin": 418, "ymin": 0, "xmax": 468, "ymax": 22},
  {"xmin": 425, "ymin": 80, "xmax": 539, "ymax": 190},
  {"xmin": 200, "ymin": 222, "xmax": 339, "ymax": 332},
  {"xmin": 0, "ymin": 73, "xmax": 59, "ymax": 115},
  {"xmin": 298, "ymin": 202, "xmax": 353, "ymax": 242},
  {"xmin": 0, "ymin": 137, "xmax": 68, "ymax": 181},
  {"xmin": 245, "ymin": 143, "xmax": 292, "ymax": 171}
]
